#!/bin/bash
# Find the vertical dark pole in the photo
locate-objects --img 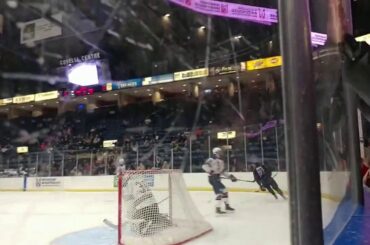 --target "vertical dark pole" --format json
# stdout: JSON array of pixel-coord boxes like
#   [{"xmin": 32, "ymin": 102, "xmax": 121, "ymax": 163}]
[
  {"xmin": 278, "ymin": 0, "xmax": 324, "ymax": 245},
  {"xmin": 342, "ymin": 0, "xmax": 364, "ymax": 205},
  {"xmin": 344, "ymin": 84, "xmax": 364, "ymax": 204}
]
